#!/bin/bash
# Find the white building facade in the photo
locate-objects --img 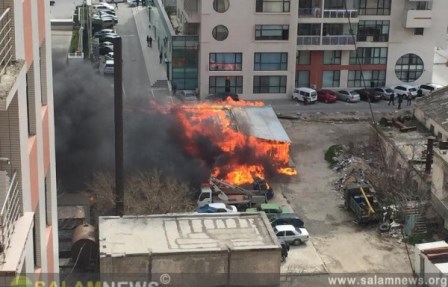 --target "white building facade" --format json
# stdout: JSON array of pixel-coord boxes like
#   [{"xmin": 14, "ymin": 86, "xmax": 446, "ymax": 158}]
[{"xmin": 173, "ymin": 0, "xmax": 448, "ymax": 100}]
